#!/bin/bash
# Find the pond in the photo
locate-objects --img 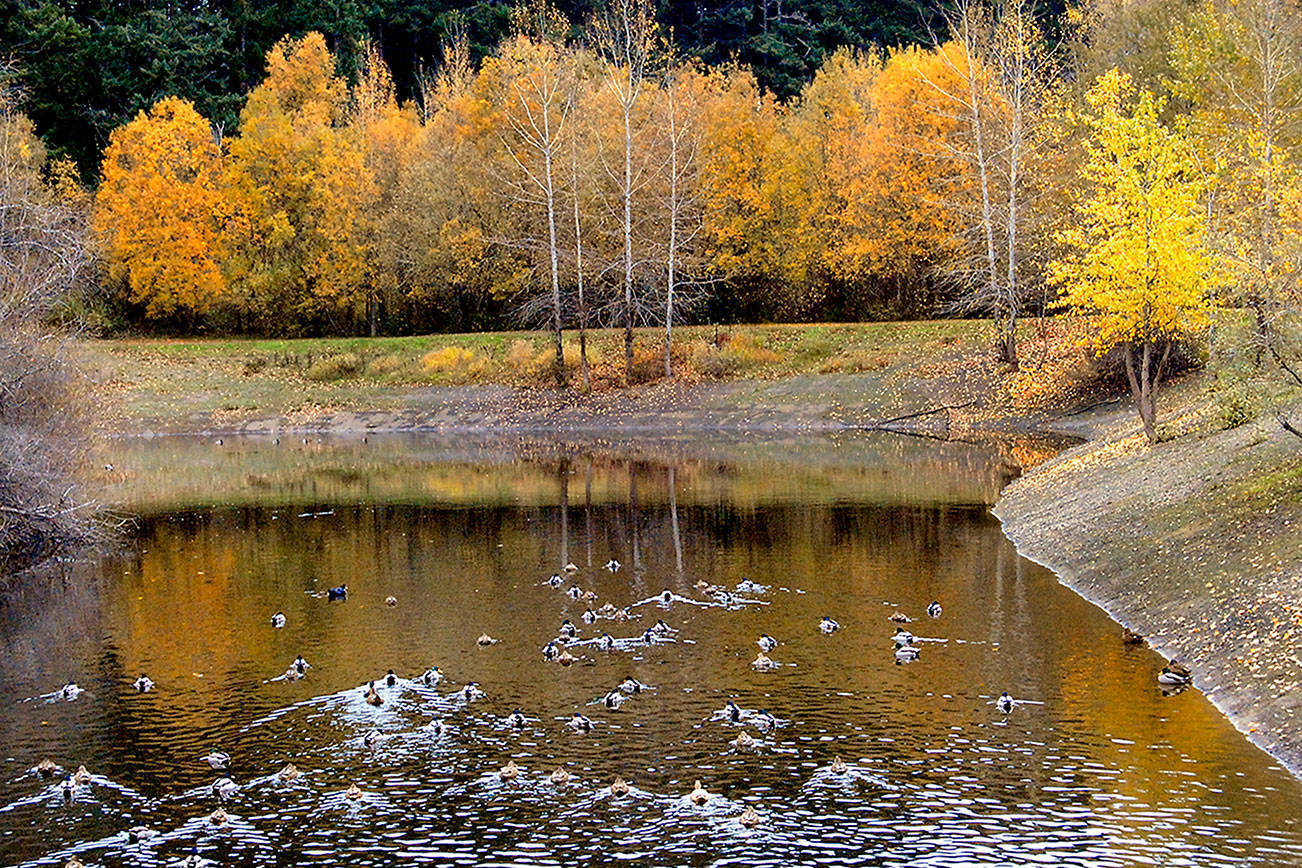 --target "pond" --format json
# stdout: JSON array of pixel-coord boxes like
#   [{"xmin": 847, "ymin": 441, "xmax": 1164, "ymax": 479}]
[{"xmin": 1, "ymin": 433, "xmax": 1299, "ymax": 867}]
